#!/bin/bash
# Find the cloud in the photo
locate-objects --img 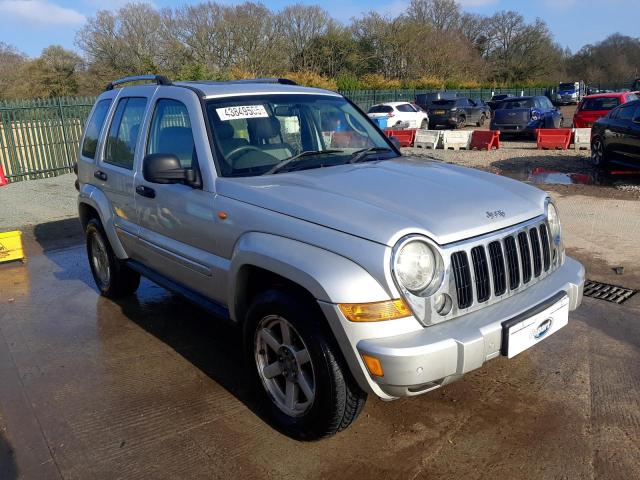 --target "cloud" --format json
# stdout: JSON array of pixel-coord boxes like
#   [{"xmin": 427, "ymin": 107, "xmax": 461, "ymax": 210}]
[{"xmin": 0, "ymin": 0, "xmax": 85, "ymax": 25}]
